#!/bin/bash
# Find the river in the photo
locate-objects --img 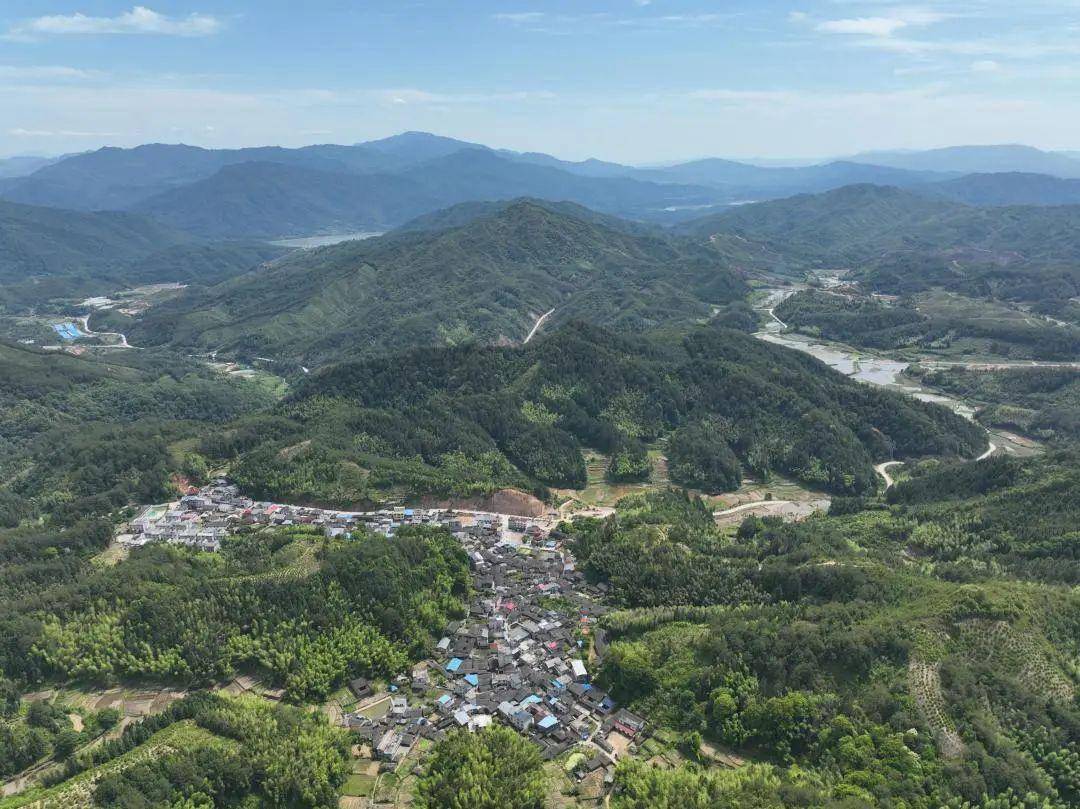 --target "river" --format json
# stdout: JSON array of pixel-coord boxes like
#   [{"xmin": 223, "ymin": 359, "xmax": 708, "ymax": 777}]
[{"xmin": 753, "ymin": 288, "xmax": 1037, "ymax": 457}]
